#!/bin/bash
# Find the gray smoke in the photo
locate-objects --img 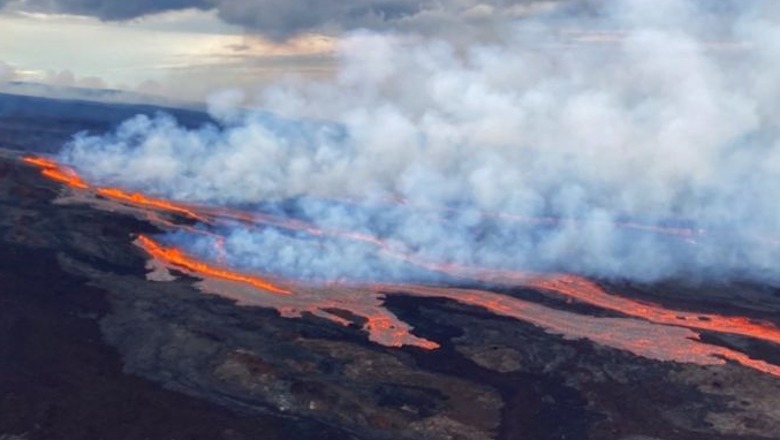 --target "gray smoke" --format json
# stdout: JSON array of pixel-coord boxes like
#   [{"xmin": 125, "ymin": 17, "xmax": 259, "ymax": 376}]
[{"xmin": 59, "ymin": 0, "xmax": 780, "ymax": 284}]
